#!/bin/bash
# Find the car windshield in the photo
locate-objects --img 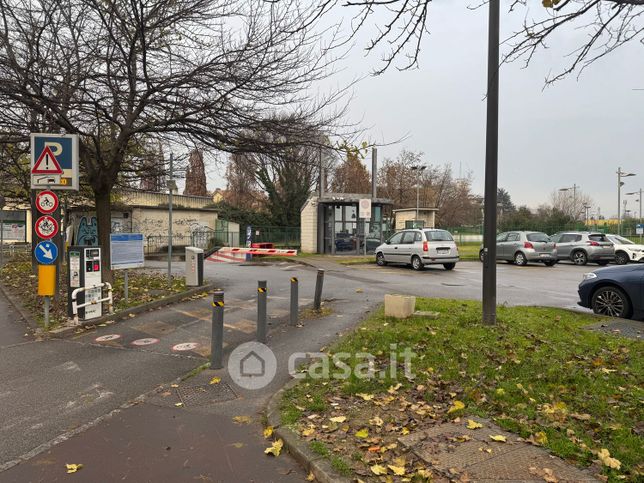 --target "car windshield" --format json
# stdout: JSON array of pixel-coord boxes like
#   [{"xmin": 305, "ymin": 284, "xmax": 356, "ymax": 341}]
[
  {"xmin": 526, "ymin": 233, "xmax": 549, "ymax": 243},
  {"xmin": 424, "ymin": 230, "xmax": 453, "ymax": 241},
  {"xmin": 608, "ymin": 235, "xmax": 634, "ymax": 245}
]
